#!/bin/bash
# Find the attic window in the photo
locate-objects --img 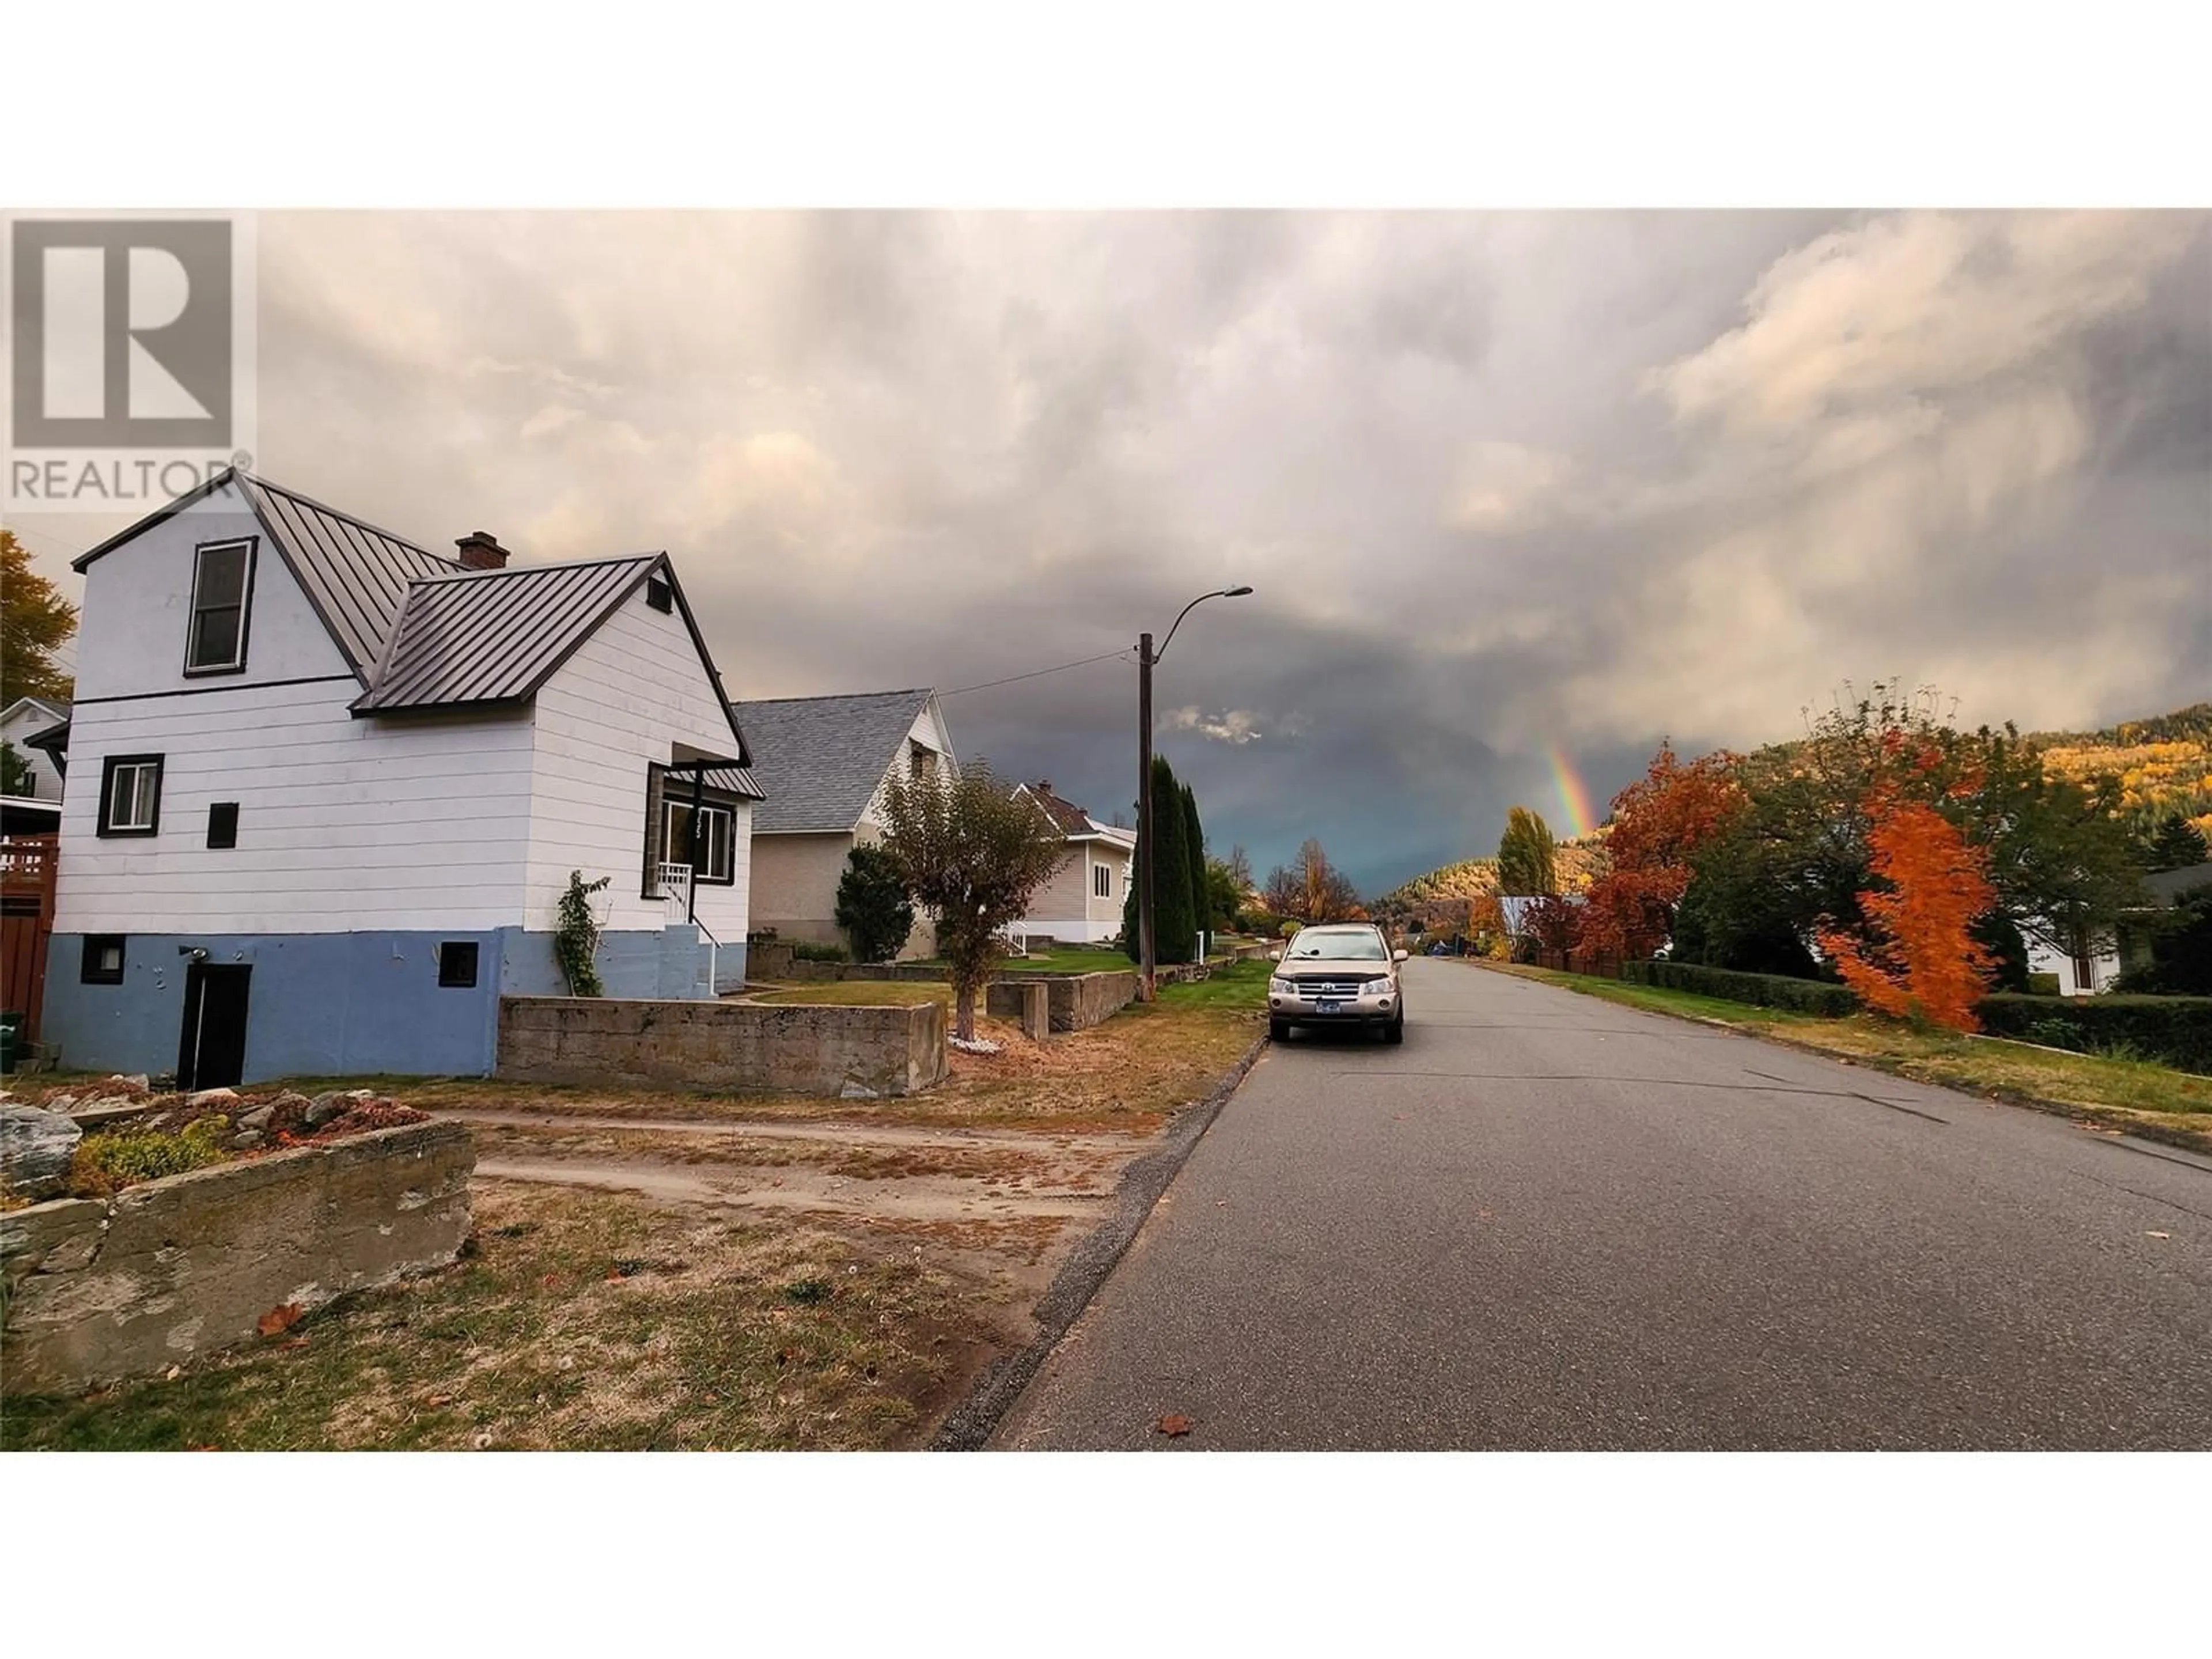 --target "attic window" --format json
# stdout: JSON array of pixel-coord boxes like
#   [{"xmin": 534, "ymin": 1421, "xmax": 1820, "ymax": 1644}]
[
  {"xmin": 646, "ymin": 577, "xmax": 673, "ymax": 613},
  {"xmin": 185, "ymin": 539, "xmax": 256, "ymax": 673}
]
